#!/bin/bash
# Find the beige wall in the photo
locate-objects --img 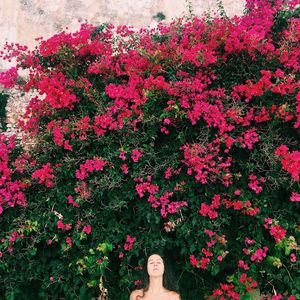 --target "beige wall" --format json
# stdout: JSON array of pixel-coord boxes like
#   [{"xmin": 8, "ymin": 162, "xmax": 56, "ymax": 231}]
[{"xmin": 0, "ymin": 0, "xmax": 245, "ymax": 68}]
